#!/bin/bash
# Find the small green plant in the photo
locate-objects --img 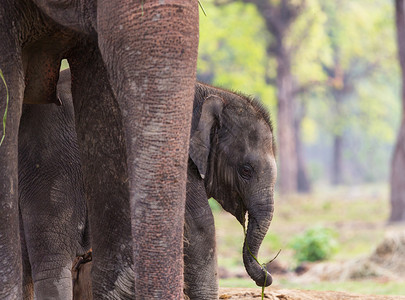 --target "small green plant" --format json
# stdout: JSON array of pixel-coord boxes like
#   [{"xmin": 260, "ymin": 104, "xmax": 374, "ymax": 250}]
[{"xmin": 290, "ymin": 226, "xmax": 338, "ymax": 263}]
